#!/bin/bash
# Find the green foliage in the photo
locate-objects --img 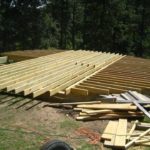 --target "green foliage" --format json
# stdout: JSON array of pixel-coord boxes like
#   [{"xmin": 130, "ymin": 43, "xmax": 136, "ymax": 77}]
[{"xmin": 0, "ymin": 0, "xmax": 150, "ymax": 57}]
